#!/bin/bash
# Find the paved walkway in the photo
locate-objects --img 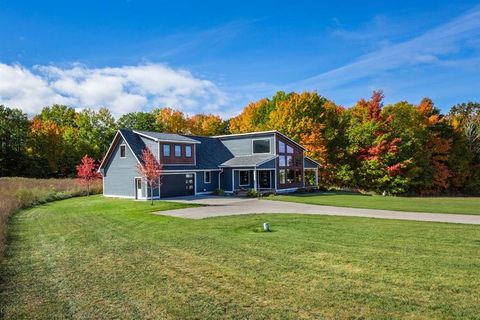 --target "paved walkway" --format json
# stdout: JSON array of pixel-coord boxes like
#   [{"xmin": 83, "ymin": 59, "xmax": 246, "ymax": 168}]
[{"xmin": 157, "ymin": 196, "xmax": 480, "ymax": 225}]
